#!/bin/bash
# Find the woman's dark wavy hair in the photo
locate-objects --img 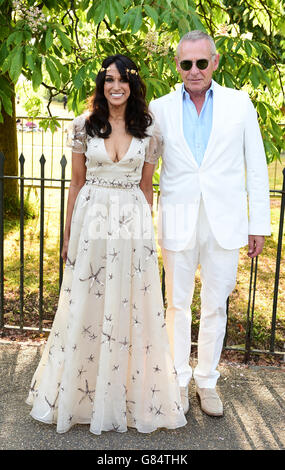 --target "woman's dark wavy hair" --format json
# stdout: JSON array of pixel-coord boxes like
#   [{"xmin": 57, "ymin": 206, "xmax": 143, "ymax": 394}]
[{"xmin": 85, "ymin": 54, "xmax": 152, "ymax": 139}]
